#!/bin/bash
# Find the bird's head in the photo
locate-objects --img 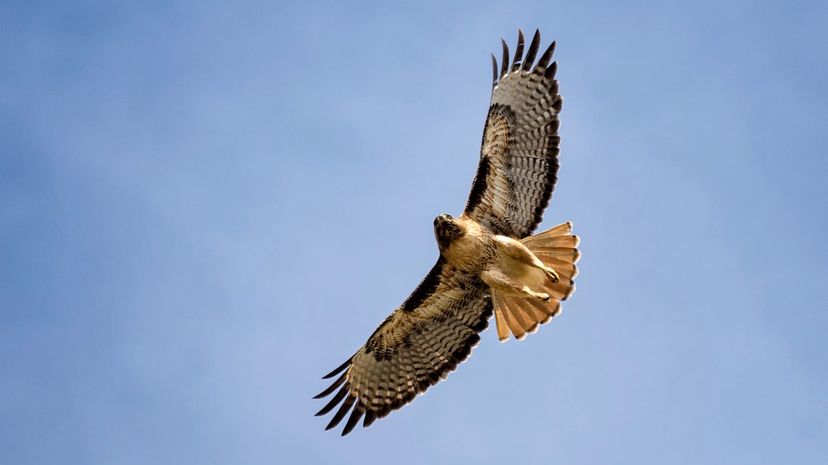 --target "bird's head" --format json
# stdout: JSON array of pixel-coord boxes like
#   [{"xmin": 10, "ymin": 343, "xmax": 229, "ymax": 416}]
[{"xmin": 433, "ymin": 213, "xmax": 465, "ymax": 251}]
